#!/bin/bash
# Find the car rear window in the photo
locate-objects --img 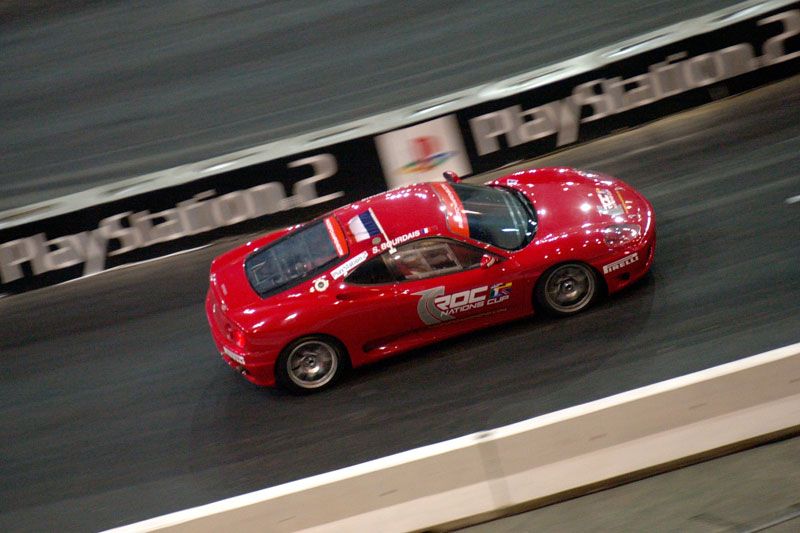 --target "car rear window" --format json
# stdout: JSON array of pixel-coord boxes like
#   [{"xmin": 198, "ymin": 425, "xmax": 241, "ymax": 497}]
[{"xmin": 245, "ymin": 218, "xmax": 346, "ymax": 297}]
